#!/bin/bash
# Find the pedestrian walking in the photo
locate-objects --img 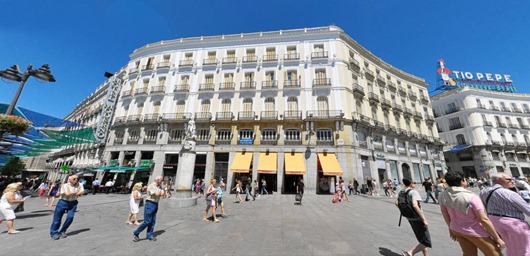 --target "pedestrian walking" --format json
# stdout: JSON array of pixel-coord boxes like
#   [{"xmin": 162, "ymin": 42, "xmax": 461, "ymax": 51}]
[
  {"xmin": 253, "ymin": 180, "xmax": 260, "ymax": 198},
  {"xmin": 396, "ymin": 178, "xmax": 431, "ymax": 256},
  {"xmin": 194, "ymin": 178, "xmax": 201, "ymax": 197},
  {"xmin": 0, "ymin": 183, "xmax": 28, "ymax": 234},
  {"xmin": 45, "ymin": 179, "xmax": 60, "ymax": 207},
  {"xmin": 383, "ymin": 180, "xmax": 390, "ymax": 197},
  {"xmin": 203, "ymin": 178, "xmax": 219, "ymax": 223},
  {"xmin": 296, "ymin": 178, "xmax": 304, "ymax": 206},
  {"xmin": 217, "ymin": 183, "xmax": 225, "ymax": 217},
  {"xmin": 133, "ymin": 176, "xmax": 165, "ymax": 242},
  {"xmin": 37, "ymin": 180, "xmax": 50, "ymax": 198},
  {"xmin": 479, "ymin": 173, "xmax": 530, "ymax": 256},
  {"xmin": 245, "ymin": 179, "xmax": 255, "ymax": 201},
  {"xmin": 126, "ymin": 182, "xmax": 144, "ymax": 225},
  {"xmin": 92, "ymin": 179, "xmax": 100, "ymax": 195},
  {"xmin": 372, "ymin": 178, "xmax": 379, "ymax": 196},
  {"xmin": 348, "ymin": 180, "xmax": 354, "ymax": 196},
  {"xmin": 105, "ymin": 179, "xmax": 114, "ymax": 194},
  {"xmin": 50, "ymin": 174, "xmax": 84, "ymax": 240},
  {"xmin": 439, "ymin": 171, "xmax": 504, "ymax": 256},
  {"xmin": 421, "ymin": 178, "xmax": 437, "ymax": 204},
  {"xmin": 163, "ymin": 178, "xmax": 172, "ymax": 198},
  {"xmin": 389, "ymin": 179, "xmax": 397, "ymax": 198},
  {"xmin": 261, "ymin": 178, "xmax": 268, "ymax": 195},
  {"xmin": 232, "ymin": 180, "xmax": 243, "ymax": 203},
  {"xmin": 353, "ymin": 178, "xmax": 359, "ymax": 195}
]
